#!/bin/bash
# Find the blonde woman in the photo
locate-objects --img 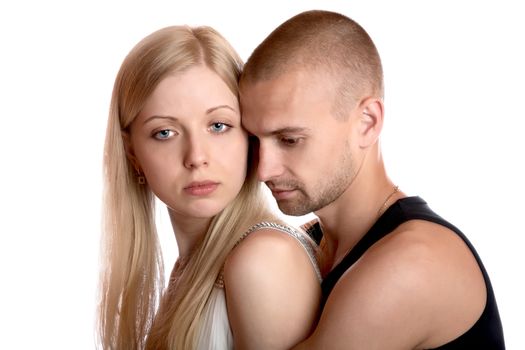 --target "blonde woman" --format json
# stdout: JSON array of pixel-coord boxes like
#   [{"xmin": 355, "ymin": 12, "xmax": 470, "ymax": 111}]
[{"xmin": 97, "ymin": 25, "xmax": 321, "ymax": 350}]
